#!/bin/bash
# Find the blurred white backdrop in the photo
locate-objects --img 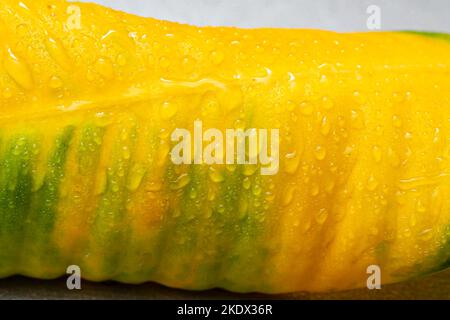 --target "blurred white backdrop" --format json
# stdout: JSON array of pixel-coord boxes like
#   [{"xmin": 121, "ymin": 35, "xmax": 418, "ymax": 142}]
[{"xmin": 75, "ymin": 0, "xmax": 450, "ymax": 32}]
